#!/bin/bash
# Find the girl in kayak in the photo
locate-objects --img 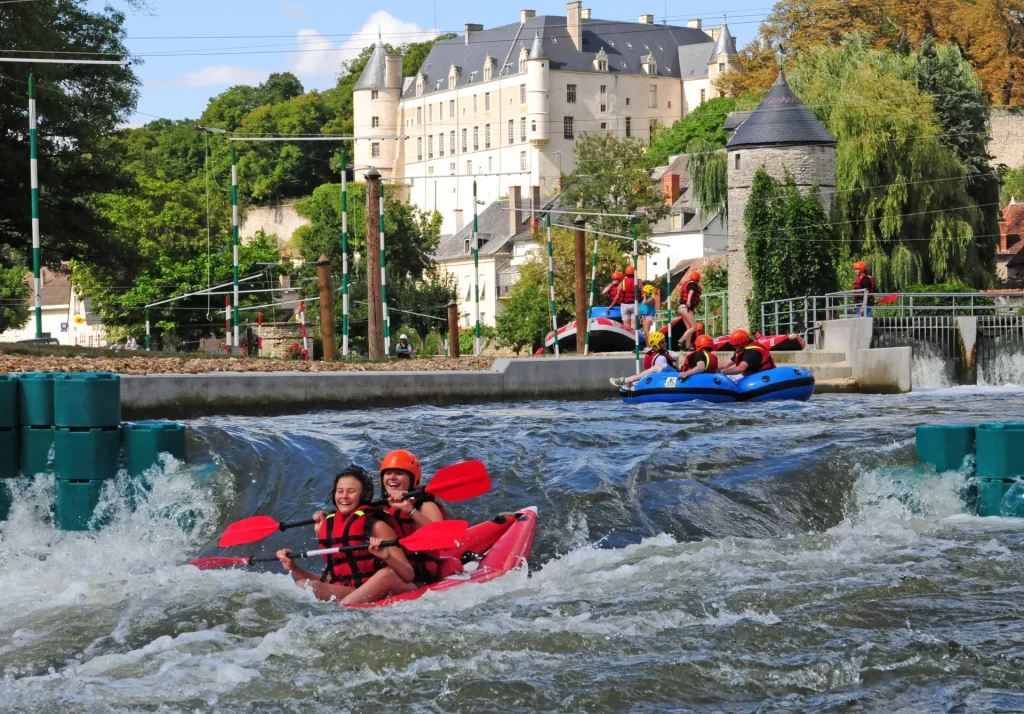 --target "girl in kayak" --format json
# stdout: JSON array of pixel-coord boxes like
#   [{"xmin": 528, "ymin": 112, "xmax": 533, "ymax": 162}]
[
  {"xmin": 378, "ymin": 450, "xmax": 447, "ymax": 584},
  {"xmin": 277, "ymin": 465, "xmax": 417, "ymax": 605}
]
